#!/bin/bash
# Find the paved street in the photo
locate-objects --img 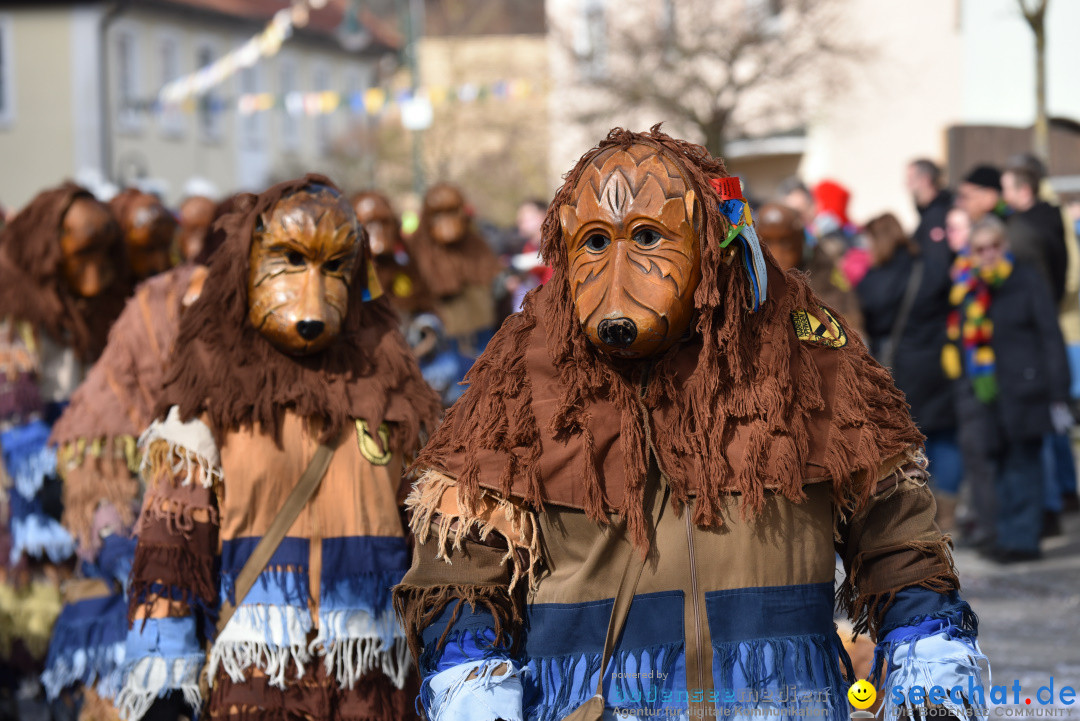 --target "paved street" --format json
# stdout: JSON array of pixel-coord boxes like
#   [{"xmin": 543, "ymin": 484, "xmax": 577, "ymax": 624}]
[{"xmin": 955, "ymin": 512, "xmax": 1080, "ymax": 706}]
